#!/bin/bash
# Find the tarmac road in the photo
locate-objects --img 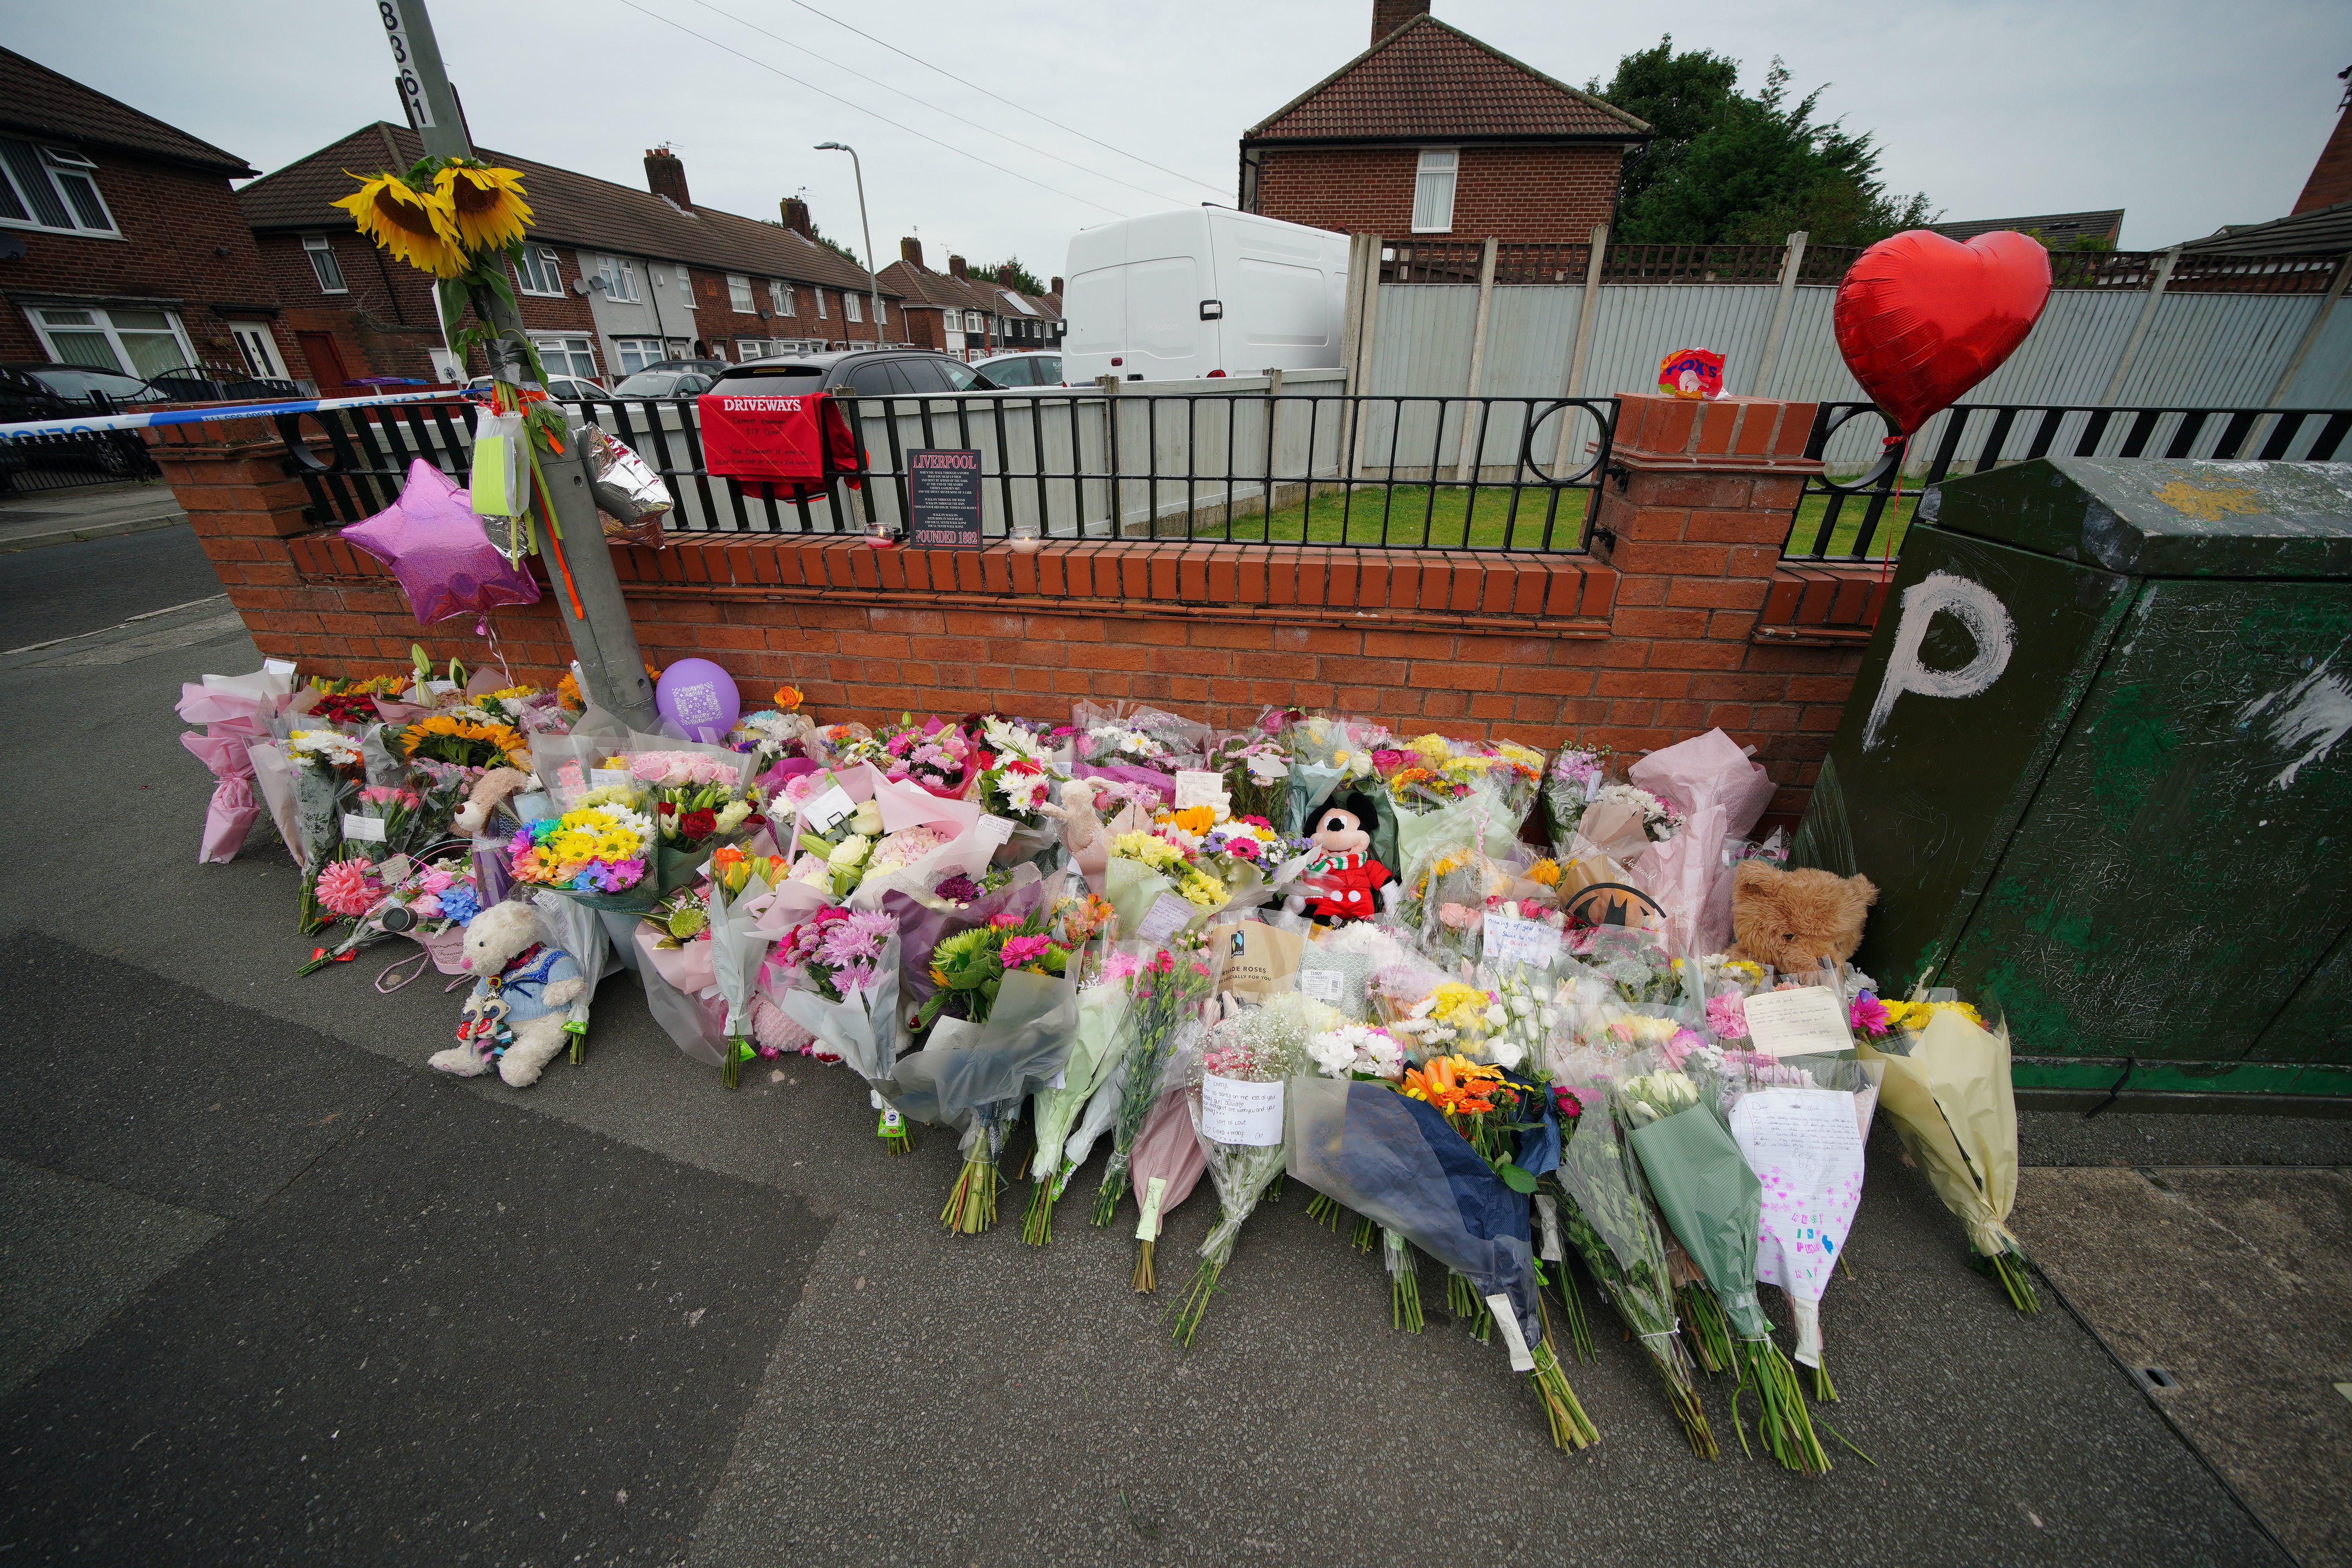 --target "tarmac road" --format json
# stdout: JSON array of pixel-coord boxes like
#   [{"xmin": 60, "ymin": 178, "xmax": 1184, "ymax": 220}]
[
  {"xmin": 0, "ymin": 570, "xmax": 2330, "ymax": 1567},
  {"xmin": 0, "ymin": 522, "xmax": 222, "ymax": 649}
]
